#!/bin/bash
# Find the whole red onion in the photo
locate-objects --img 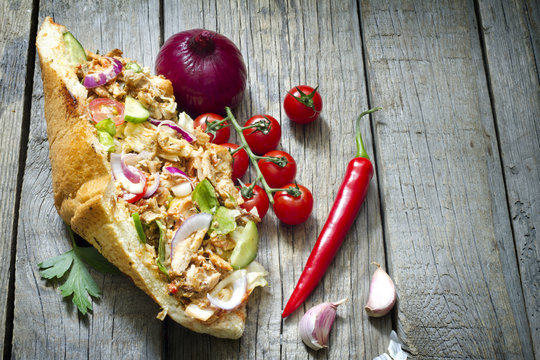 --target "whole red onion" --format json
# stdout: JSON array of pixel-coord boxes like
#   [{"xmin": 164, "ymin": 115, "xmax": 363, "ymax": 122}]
[{"xmin": 156, "ymin": 29, "xmax": 247, "ymax": 117}]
